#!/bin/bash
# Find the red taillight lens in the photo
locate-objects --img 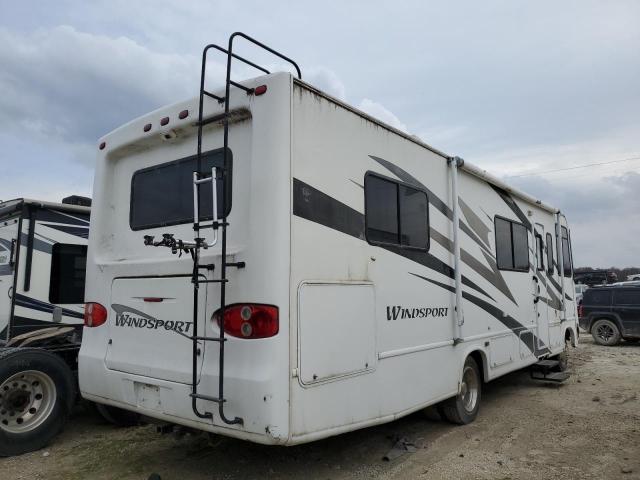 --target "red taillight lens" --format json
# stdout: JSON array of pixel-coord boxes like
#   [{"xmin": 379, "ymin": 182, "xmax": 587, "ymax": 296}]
[
  {"xmin": 577, "ymin": 304, "xmax": 584, "ymax": 318},
  {"xmin": 214, "ymin": 304, "xmax": 278, "ymax": 339},
  {"xmin": 84, "ymin": 302, "xmax": 108, "ymax": 327},
  {"xmin": 254, "ymin": 85, "xmax": 267, "ymax": 96}
]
